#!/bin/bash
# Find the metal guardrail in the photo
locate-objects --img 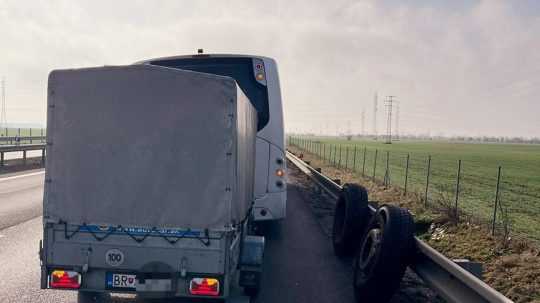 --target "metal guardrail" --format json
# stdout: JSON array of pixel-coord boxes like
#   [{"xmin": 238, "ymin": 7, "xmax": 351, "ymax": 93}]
[
  {"xmin": 287, "ymin": 151, "xmax": 513, "ymax": 303},
  {"xmin": 0, "ymin": 136, "xmax": 46, "ymax": 145},
  {"xmin": 0, "ymin": 143, "xmax": 46, "ymax": 166}
]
